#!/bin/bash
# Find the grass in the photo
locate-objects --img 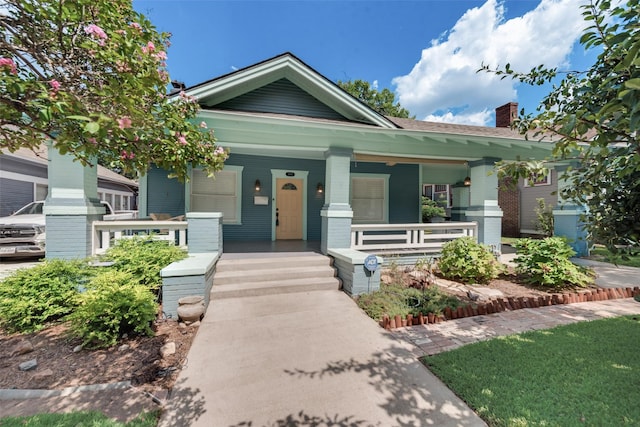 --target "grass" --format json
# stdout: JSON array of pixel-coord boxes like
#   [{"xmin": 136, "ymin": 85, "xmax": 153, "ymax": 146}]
[
  {"xmin": 0, "ymin": 411, "xmax": 158, "ymax": 427},
  {"xmin": 589, "ymin": 246, "xmax": 640, "ymax": 268},
  {"xmin": 423, "ymin": 315, "xmax": 640, "ymax": 426}
]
